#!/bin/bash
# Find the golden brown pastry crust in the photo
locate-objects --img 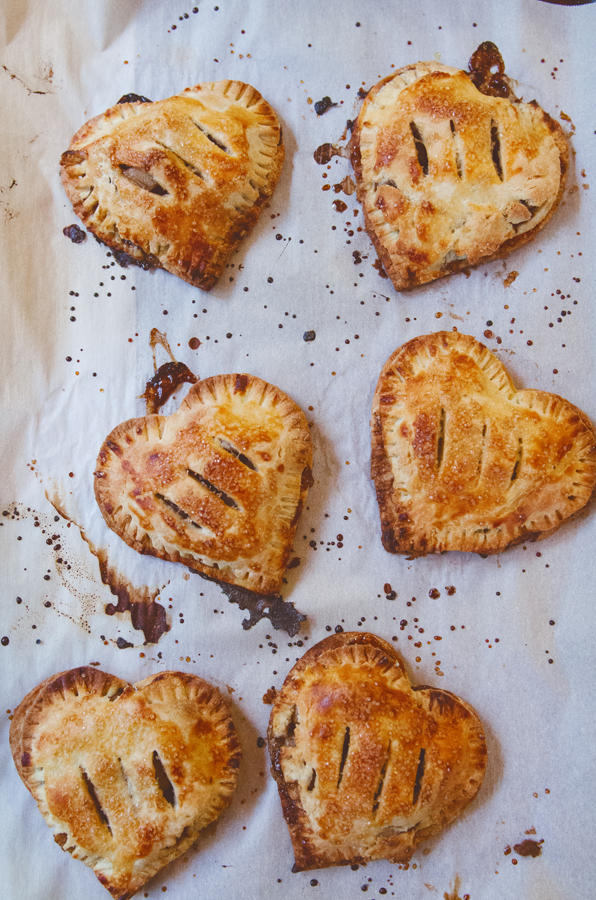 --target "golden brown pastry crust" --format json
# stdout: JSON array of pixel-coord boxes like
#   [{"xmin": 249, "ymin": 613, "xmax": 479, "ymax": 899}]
[
  {"xmin": 9, "ymin": 667, "xmax": 241, "ymax": 900},
  {"xmin": 60, "ymin": 81, "xmax": 284, "ymax": 290},
  {"xmin": 352, "ymin": 61, "xmax": 568, "ymax": 291},
  {"xmin": 372, "ymin": 332, "xmax": 596, "ymax": 556},
  {"xmin": 268, "ymin": 632, "xmax": 486, "ymax": 871},
  {"xmin": 94, "ymin": 373, "xmax": 313, "ymax": 594}
]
